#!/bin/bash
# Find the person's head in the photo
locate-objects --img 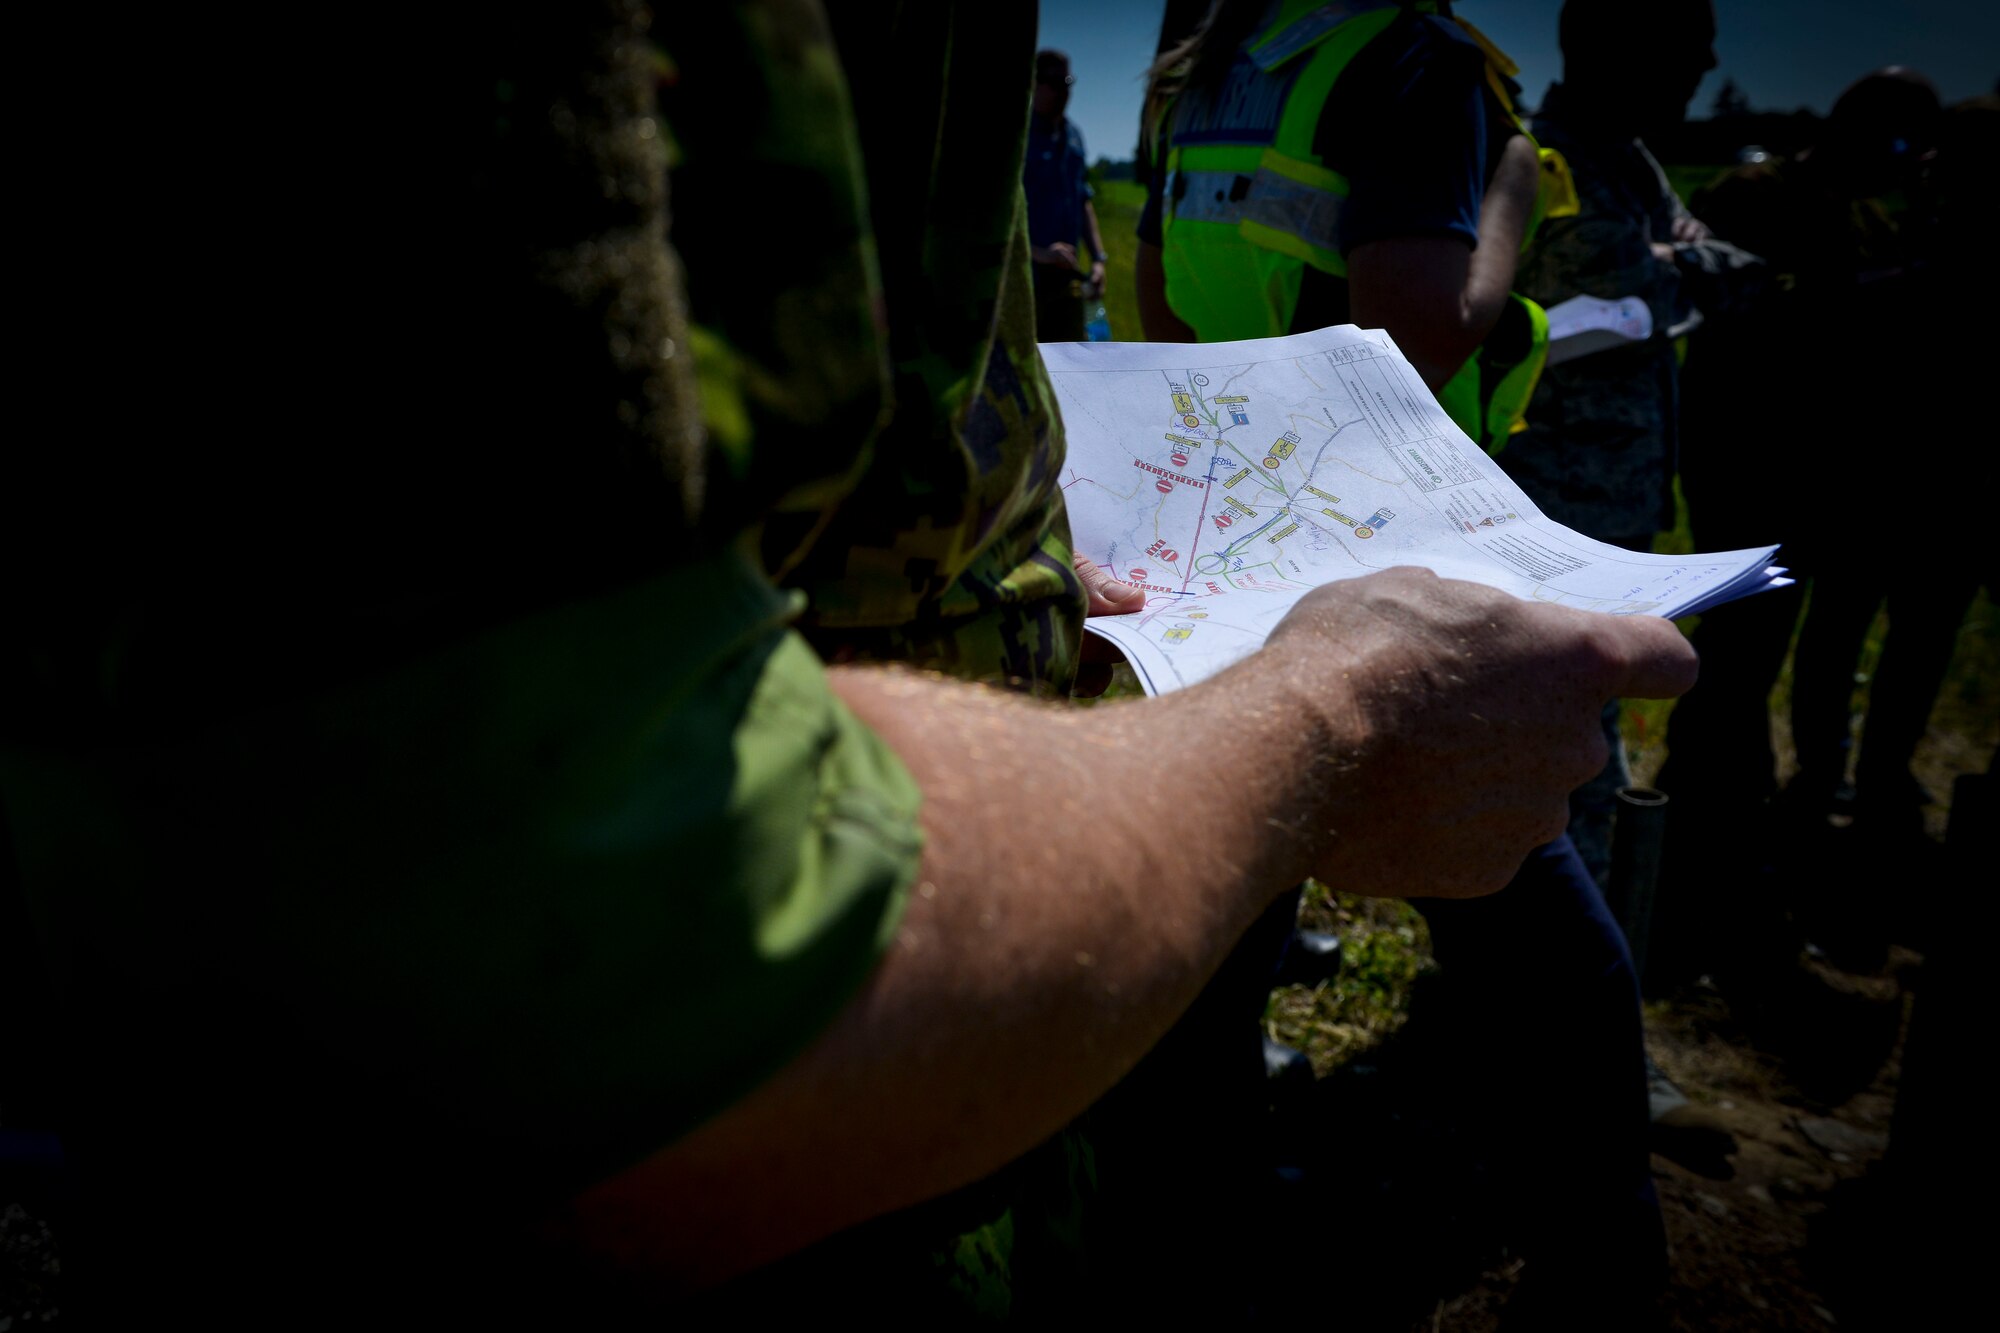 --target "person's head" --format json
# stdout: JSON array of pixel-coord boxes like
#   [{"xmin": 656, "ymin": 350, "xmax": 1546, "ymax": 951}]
[
  {"xmin": 1559, "ymin": 0, "xmax": 1717, "ymax": 132},
  {"xmin": 1932, "ymin": 94, "xmax": 2000, "ymax": 211},
  {"xmin": 1034, "ymin": 49, "xmax": 1073, "ymax": 120},
  {"xmin": 1812, "ymin": 67, "xmax": 1942, "ymax": 197}
]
